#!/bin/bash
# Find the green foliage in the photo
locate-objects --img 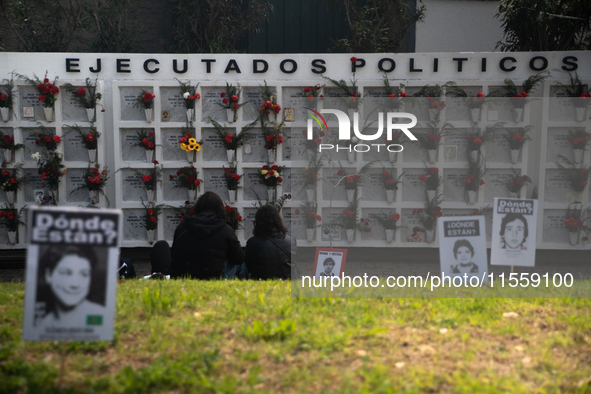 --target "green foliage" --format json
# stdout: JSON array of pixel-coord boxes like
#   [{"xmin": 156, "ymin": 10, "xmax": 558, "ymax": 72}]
[
  {"xmin": 246, "ymin": 319, "xmax": 296, "ymax": 341},
  {"xmin": 496, "ymin": 0, "xmax": 591, "ymax": 51},
  {"xmin": 81, "ymin": 0, "xmax": 141, "ymax": 52}
]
